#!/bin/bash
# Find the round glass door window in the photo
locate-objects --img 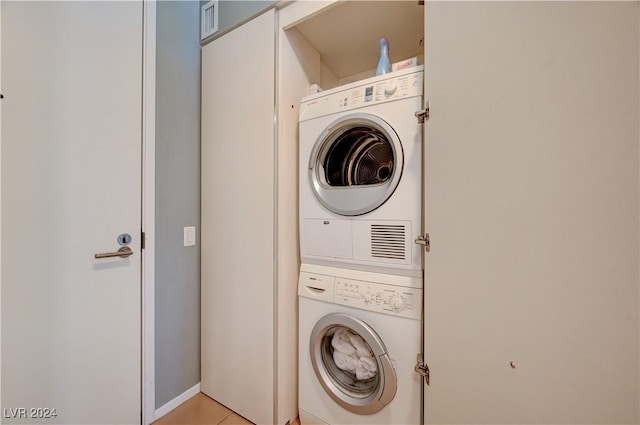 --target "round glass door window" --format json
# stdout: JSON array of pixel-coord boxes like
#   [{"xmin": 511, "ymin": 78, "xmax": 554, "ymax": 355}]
[
  {"xmin": 310, "ymin": 313, "xmax": 397, "ymax": 414},
  {"xmin": 309, "ymin": 113, "xmax": 404, "ymax": 216}
]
